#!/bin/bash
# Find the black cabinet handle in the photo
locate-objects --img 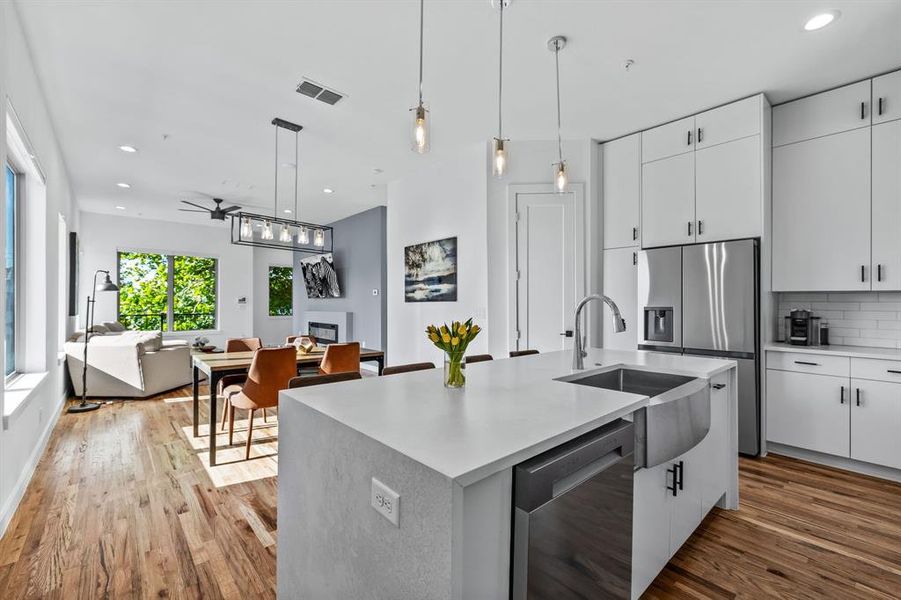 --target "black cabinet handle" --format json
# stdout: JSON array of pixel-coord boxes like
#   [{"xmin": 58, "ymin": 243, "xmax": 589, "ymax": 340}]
[
  {"xmin": 794, "ymin": 360, "xmax": 820, "ymax": 366},
  {"xmin": 861, "ymin": 265, "xmax": 866, "ymax": 282},
  {"xmin": 632, "ymin": 226, "xmax": 638, "ymax": 241},
  {"xmin": 879, "ymin": 97, "xmax": 884, "ymax": 116},
  {"xmin": 712, "ymin": 383, "xmax": 726, "ymax": 390},
  {"xmin": 687, "ymin": 221, "xmax": 693, "ymax": 237},
  {"xmin": 677, "ymin": 460, "xmax": 684, "ymax": 490},
  {"xmin": 697, "ymin": 220, "xmax": 704, "ymax": 236},
  {"xmin": 840, "ymin": 386, "xmax": 845, "ymax": 404},
  {"xmin": 560, "ymin": 330, "xmax": 573, "ymax": 337},
  {"xmin": 687, "ymin": 130, "xmax": 692, "ymax": 146},
  {"xmin": 666, "ymin": 463, "xmax": 679, "ymax": 497},
  {"xmin": 878, "ymin": 264, "xmax": 883, "ymax": 282},
  {"xmin": 861, "ymin": 101, "xmax": 866, "ymax": 120},
  {"xmin": 887, "ymin": 369, "xmax": 901, "ymax": 374},
  {"xmin": 697, "ymin": 127, "xmax": 703, "ymax": 143},
  {"xmin": 856, "ymin": 388, "xmax": 861, "ymax": 407},
  {"xmin": 632, "ymin": 251, "xmax": 637, "ymax": 266}
]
